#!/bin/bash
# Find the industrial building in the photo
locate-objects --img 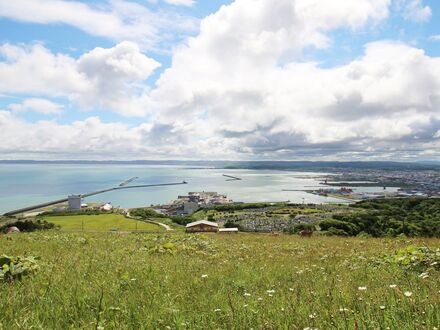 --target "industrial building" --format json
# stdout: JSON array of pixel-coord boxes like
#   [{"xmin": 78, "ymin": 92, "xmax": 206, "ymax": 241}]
[{"xmin": 68, "ymin": 195, "xmax": 82, "ymax": 210}]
